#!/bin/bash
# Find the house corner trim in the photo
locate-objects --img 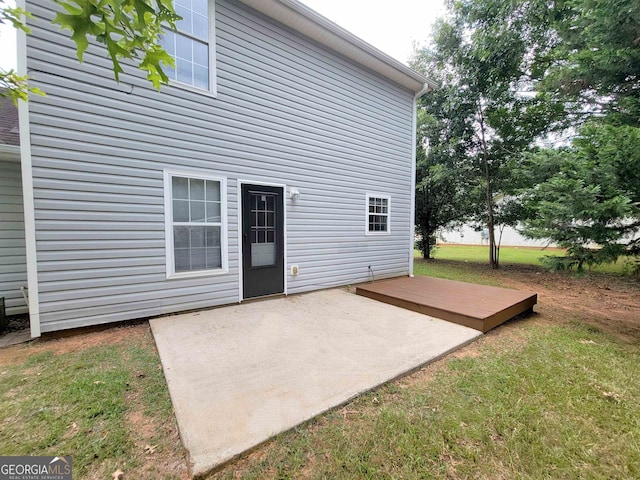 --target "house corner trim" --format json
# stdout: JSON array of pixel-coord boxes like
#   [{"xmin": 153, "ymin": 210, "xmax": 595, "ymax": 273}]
[{"xmin": 17, "ymin": 0, "xmax": 41, "ymax": 338}]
